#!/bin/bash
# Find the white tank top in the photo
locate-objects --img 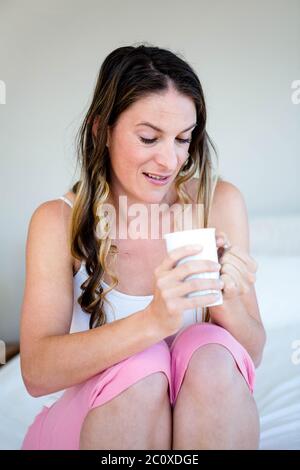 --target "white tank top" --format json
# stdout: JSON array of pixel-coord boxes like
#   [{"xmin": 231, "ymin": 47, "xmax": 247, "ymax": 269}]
[{"xmin": 43, "ymin": 195, "xmax": 201, "ymax": 407}]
